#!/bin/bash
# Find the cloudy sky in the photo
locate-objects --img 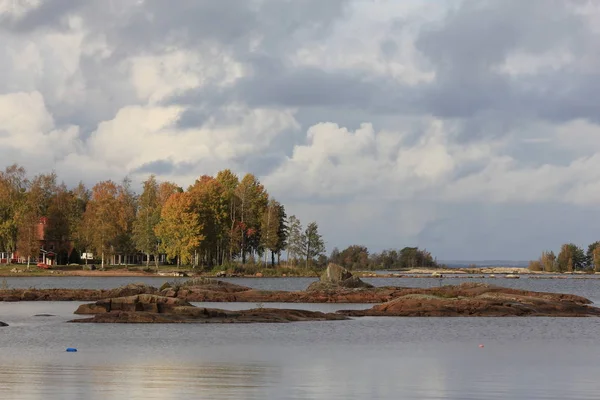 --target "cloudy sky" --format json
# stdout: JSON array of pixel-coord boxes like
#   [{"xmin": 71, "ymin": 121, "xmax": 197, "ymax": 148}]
[{"xmin": 1, "ymin": 0, "xmax": 599, "ymax": 261}]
